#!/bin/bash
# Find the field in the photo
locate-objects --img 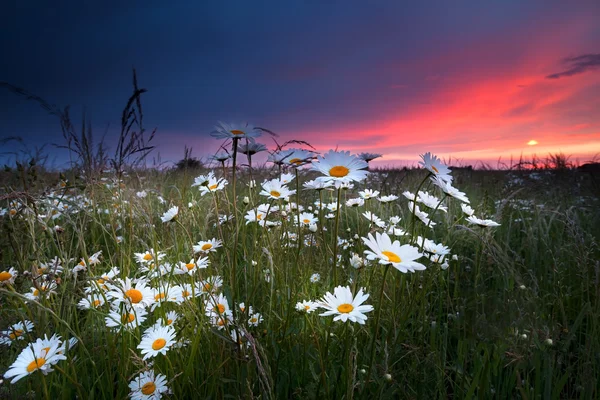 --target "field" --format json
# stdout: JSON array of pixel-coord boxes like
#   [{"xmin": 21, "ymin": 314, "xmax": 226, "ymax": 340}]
[{"xmin": 1, "ymin": 143, "xmax": 599, "ymax": 399}]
